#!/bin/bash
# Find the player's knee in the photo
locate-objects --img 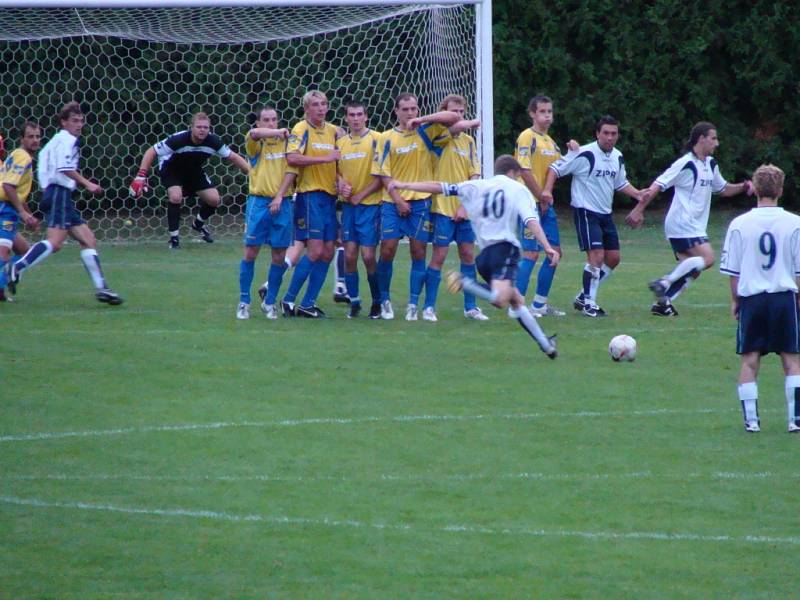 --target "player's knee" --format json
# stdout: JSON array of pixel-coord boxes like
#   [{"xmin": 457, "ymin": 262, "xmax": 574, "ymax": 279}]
[{"xmin": 523, "ymin": 250, "xmax": 539, "ymax": 261}]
